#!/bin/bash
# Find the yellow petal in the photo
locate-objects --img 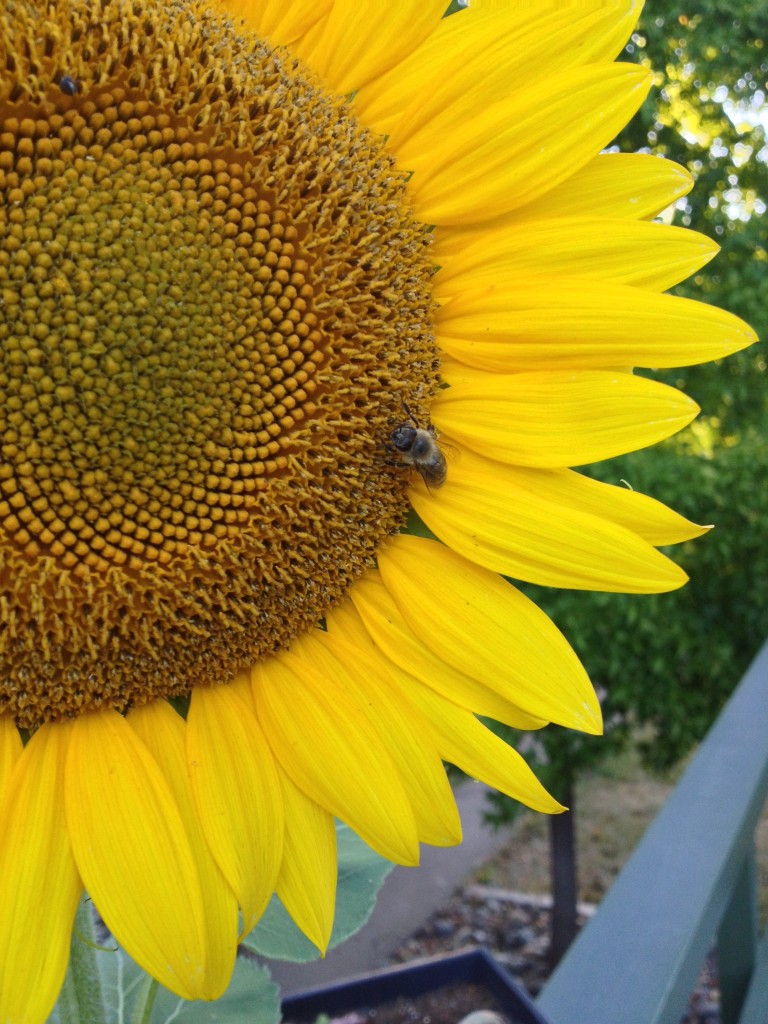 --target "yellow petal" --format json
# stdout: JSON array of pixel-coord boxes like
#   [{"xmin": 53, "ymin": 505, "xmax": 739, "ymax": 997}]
[
  {"xmin": 377, "ymin": 535, "xmax": 601, "ymax": 734},
  {"xmin": 187, "ymin": 676, "xmax": 284, "ymax": 936},
  {"xmin": 406, "ymin": 64, "xmax": 652, "ymax": 226},
  {"xmin": 412, "ymin": 446, "xmax": 689, "ymax": 593},
  {"xmin": 275, "ymin": 766, "xmax": 337, "ymax": 954},
  {"xmin": 481, "ymin": 465, "xmax": 708, "ymax": 547},
  {"xmin": 432, "ymin": 369, "xmax": 698, "ymax": 468},
  {"xmin": 66, "ymin": 710, "xmax": 208, "ymax": 1000},
  {"xmin": 439, "ymin": 154, "xmax": 693, "ymax": 249},
  {"xmin": 218, "ymin": 0, "xmax": 329, "ymax": 46},
  {"xmin": 0, "ymin": 723, "xmax": 82, "ymax": 1024},
  {"xmin": 315, "ymin": 631, "xmax": 463, "ymax": 847},
  {"xmin": 0, "ymin": 715, "xmax": 22, "ymax": 796},
  {"xmin": 345, "ymin": 572, "xmax": 546, "ymax": 730},
  {"xmin": 128, "ymin": 701, "xmax": 239, "ymax": 999},
  {"xmin": 521, "ymin": 152, "xmax": 695, "ymax": 221},
  {"xmin": 404, "ymin": 678, "xmax": 566, "ymax": 814},
  {"xmin": 253, "ymin": 648, "xmax": 420, "ymax": 866},
  {"xmin": 433, "ymin": 218, "xmax": 718, "ymax": 295},
  {"xmin": 436, "ymin": 278, "xmax": 757, "ymax": 372},
  {"xmin": 218, "ymin": 0, "xmax": 330, "ymax": 72},
  {"xmin": 331, "ymin": 643, "xmax": 565, "ymax": 819},
  {"xmin": 324, "ymin": 601, "xmax": 558, "ymax": 823},
  {"xmin": 326, "ymin": 594, "xmax": 385, "ymax": 648},
  {"xmin": 425, "ymin": 388, "xmax": 707, "ymax": 546},
  {"xmin": 304, "ymin": 0, "xmax": 446, "ymax": 95},
  {"xmin": 358, "ymin": 3, "xmax": 640, "ymax": 145}
]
